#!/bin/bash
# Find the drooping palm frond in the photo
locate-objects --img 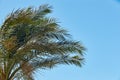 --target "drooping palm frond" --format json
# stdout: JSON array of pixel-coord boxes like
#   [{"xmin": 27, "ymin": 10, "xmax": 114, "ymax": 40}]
[{"xmin": 0, "ymin": 4, "xmax": 86, "ymax": 80}]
